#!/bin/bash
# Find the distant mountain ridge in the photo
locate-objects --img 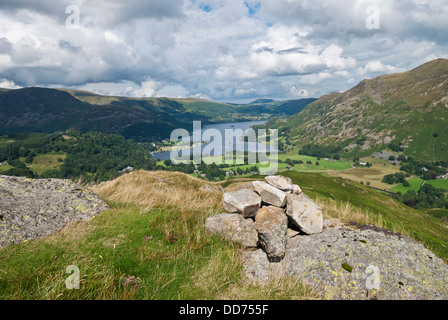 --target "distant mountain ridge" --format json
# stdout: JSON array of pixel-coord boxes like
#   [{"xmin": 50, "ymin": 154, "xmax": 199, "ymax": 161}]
[
  {"xmin": 264, "ymin": 58, "xmax": 448, "ymax": 161},
  {"xmin": 0, "ymin": 87, "xmax": 316, "ymax": 141}
]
